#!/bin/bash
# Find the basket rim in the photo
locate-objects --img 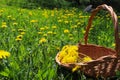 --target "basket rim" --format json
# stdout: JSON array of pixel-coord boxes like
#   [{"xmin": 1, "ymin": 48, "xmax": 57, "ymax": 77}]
[{"xmin": 55, "ymin": 43, "xmax": 117, "ymax": 68}]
